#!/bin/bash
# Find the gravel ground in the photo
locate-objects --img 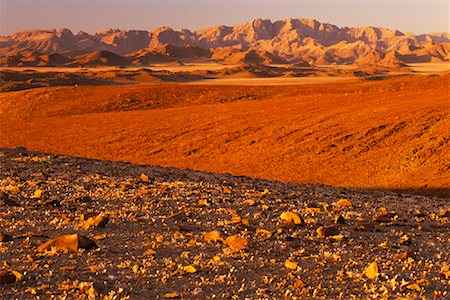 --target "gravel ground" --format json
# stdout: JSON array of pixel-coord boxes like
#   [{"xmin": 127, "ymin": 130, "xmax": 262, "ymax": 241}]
[{"xmin": 0, "ymin": 147, "xmax": 448, "ymax": 299}]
